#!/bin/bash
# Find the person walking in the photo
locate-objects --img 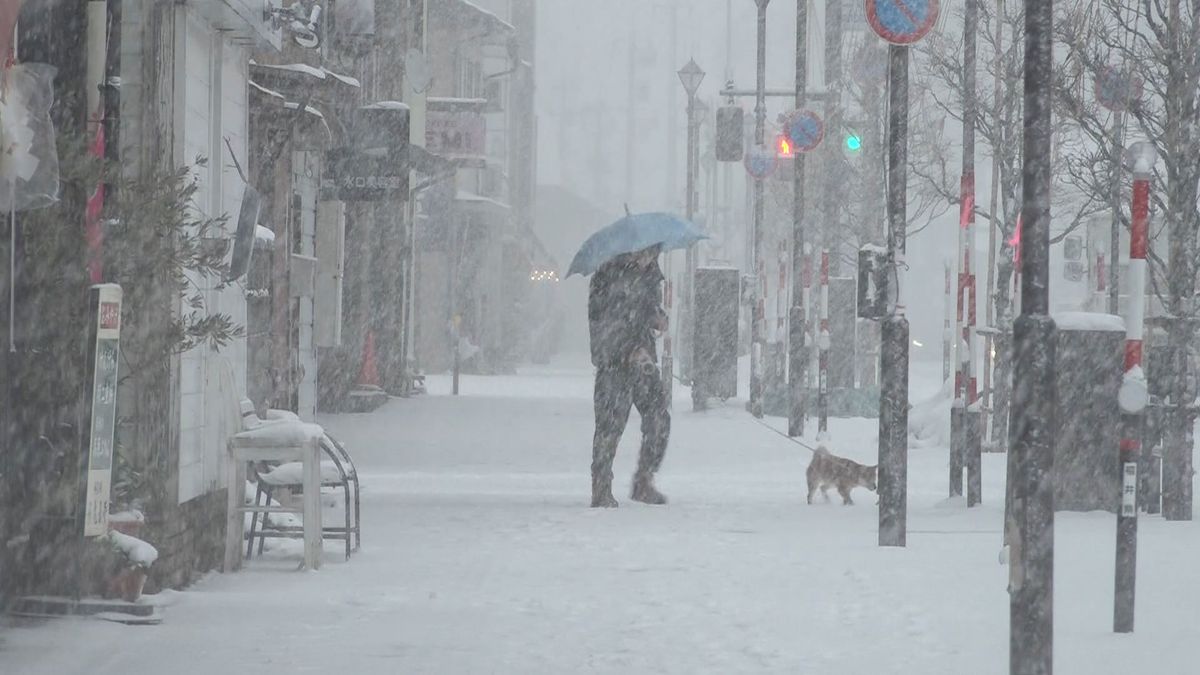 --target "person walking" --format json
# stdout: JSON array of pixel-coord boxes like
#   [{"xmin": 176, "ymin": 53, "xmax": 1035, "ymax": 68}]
[{"xmin": 588, "ymin": 244, "xmax": 671, "ymax": 508}]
